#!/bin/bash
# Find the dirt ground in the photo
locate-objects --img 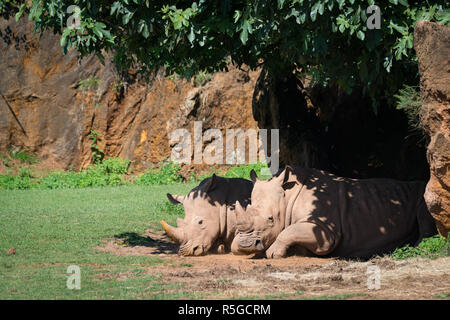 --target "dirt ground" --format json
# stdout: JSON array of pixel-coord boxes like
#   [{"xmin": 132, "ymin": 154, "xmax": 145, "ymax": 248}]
[{"xmin": 96, "ymin": 229, "xmax": 450, "ymax": 300}]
